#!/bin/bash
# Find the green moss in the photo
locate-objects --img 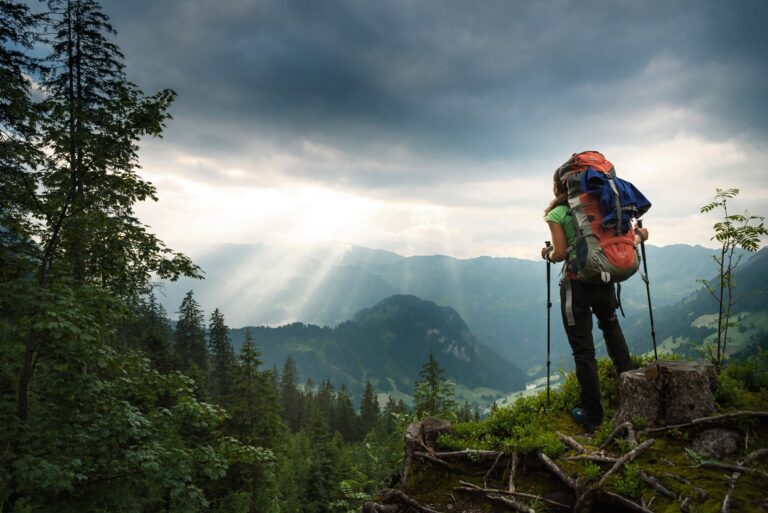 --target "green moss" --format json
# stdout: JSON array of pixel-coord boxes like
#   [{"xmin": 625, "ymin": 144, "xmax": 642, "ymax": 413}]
[{"xmin": 423, "ymin": 357, "xmax": 768, "ymax": 513}]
